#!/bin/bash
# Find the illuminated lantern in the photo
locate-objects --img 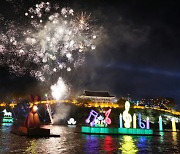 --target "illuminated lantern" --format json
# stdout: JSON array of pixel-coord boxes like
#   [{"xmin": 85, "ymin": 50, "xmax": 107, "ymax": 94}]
[
  {"xmin": 138, "ymin": 113, "xmax": 145, "ymax": 129},
  {"xmin": 104, "ymin": 109, "xmax": 111, "ymax": 125},
  {"xmin": 2, "ymin": 109, "xmax": 12, "ymax": 117},
  {"xmin": 172, "ymin": 117, "xmax": 176, "ymax": 132},
  {"xmin": 2, "ymin": 109, "xmax": 13, "ymax": 123},
  {"xmin": 85, "ymin": 110, "xmax": 98, "ymax": 127},
  {"xmin": 94, "ymin": 117, "xmax": 101, "ymax": 127},
  {"xmin": 86, "ymin": 109, "xmax": 112, "ymax": 127},
  {"xmin": 146, "ymin": 117, "xmax": 150, "ymax": 129},
  {"xmin": 67, "ymin": 118, "xmax": 76, "ymax": 127},
  {"xmin": 133, "ymin": 113, "xmax": 136, "ymax": 128},
  {"xmin": 123, "ymin": 101, "xmax": 132, "ymax": 128},
  {"xmin": 2, "ymin": 117, "xmax": 13, "ymax": 123},
  {"xmin": 32, "ymin": 105, "xmax": 38, "ymax": 113},
  {"xmin": 24, "ymin": 105, "xmax": 41, "ymax": 128},
  {"xmin": 95, "ymin": 115, "xmax": 107, "ymax": 127},
  {"xmin": 159, "ymin": 116, "xmax": 163, "ymax": 131},
  {"xmin": 119, "ymin": 114, "xmax": 123, "ymax": 128}
]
